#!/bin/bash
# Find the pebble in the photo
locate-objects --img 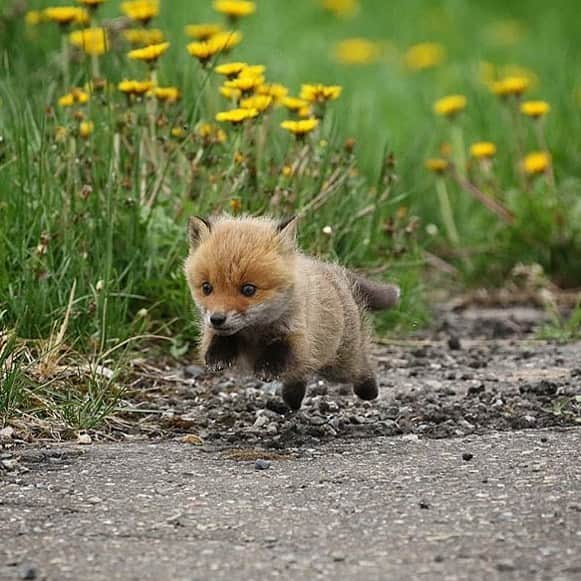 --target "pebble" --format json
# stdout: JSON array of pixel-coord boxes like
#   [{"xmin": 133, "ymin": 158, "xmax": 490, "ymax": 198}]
[
  {"xmin": 331, "ymin": 551, "xmax": 346, "ymax": 562},
  {"xmin": 183, "ymin": 365, "xmax": 205, "ymax": 379},
  {"xmin": 447, "ymin": 336, "xmax": 462, "ymax": 350},
  {"xmin": 255, "ymin": 459, "xmax": 271, "ymax": 471},
  {"xmin": 419, "ymin": 500, "xmax": 430, "ymax": 509},
  {"xmin": 462, "ymin": 452, "xmax": 474, "ymax": 462},
  {"xmin": 20, "ymin": 566, "xmax": 38, "ymax": 580}
]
